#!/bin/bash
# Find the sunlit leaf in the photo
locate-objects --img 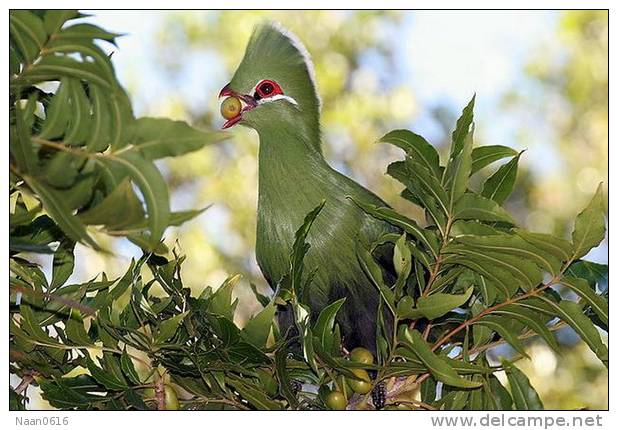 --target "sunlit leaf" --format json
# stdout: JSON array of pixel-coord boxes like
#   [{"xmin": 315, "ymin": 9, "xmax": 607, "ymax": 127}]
[
  {"xmin": 571, "ymin": 184, "xmax": 606, "ymax": 259},
  {"xmin": 471, "ymin": 145, "xmax": 518, "ymax": 174},
  {"xmin": 241, "ymin": 301, "xmax": 276, "ymax": 348},
  {"xmin": 476, "ymin": 316, "xmax": 529, "ymax": 358},
  {"xmin": 453, "ymin": 193, "xmax": 515, "ymax": 224},
  {"xmin": 398, "ymin": 287, "xmax": 473, "ymax": 320},
  {"xmin": 313, "ymin": 298, "xmax": 346, "ymax": 353},
  {"xmin": 560, "ymin": 276, "xmax": 608, "ymax": 326},
  {"xmin": 481, "ymin": 153, "xmax": 522, "ymax": 204},
  {"xmin": 380, "ymin": 129, "xmax": 441, "ymax": 176},
  {"xmin": 124, "ymin": 118, "xmax": 227, "ymax": 160},
  {"xmin": 502, "ymin": 360, "xmax": 543, "ymax": 410}
]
